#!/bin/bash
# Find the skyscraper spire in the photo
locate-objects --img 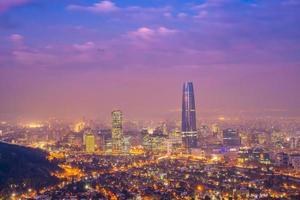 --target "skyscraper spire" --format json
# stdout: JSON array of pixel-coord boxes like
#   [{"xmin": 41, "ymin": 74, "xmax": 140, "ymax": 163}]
[{"xmin": 181, "ymin": 82, "xmax": 197, "ymax": 151}]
